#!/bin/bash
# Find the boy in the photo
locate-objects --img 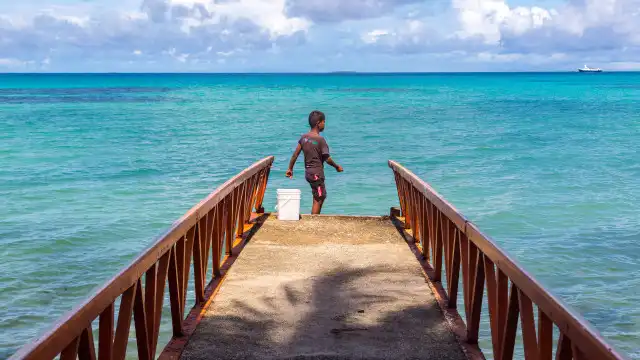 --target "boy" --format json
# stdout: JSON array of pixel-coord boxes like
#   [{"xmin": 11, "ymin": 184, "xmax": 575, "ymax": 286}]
[{"xmin": 285, "ymin": 110, "xmax": 343, "ymax": 214}]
